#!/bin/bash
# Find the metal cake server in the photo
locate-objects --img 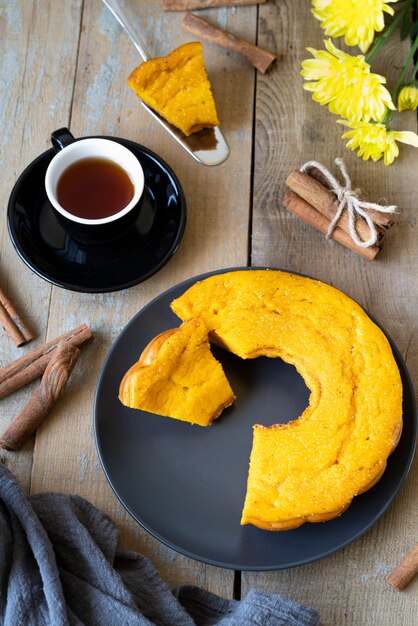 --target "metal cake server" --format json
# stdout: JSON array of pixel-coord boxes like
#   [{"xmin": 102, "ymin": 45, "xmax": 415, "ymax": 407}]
[{"xmin": 102, "ymin": 0, "xmax": 229, "ymax": 166}]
